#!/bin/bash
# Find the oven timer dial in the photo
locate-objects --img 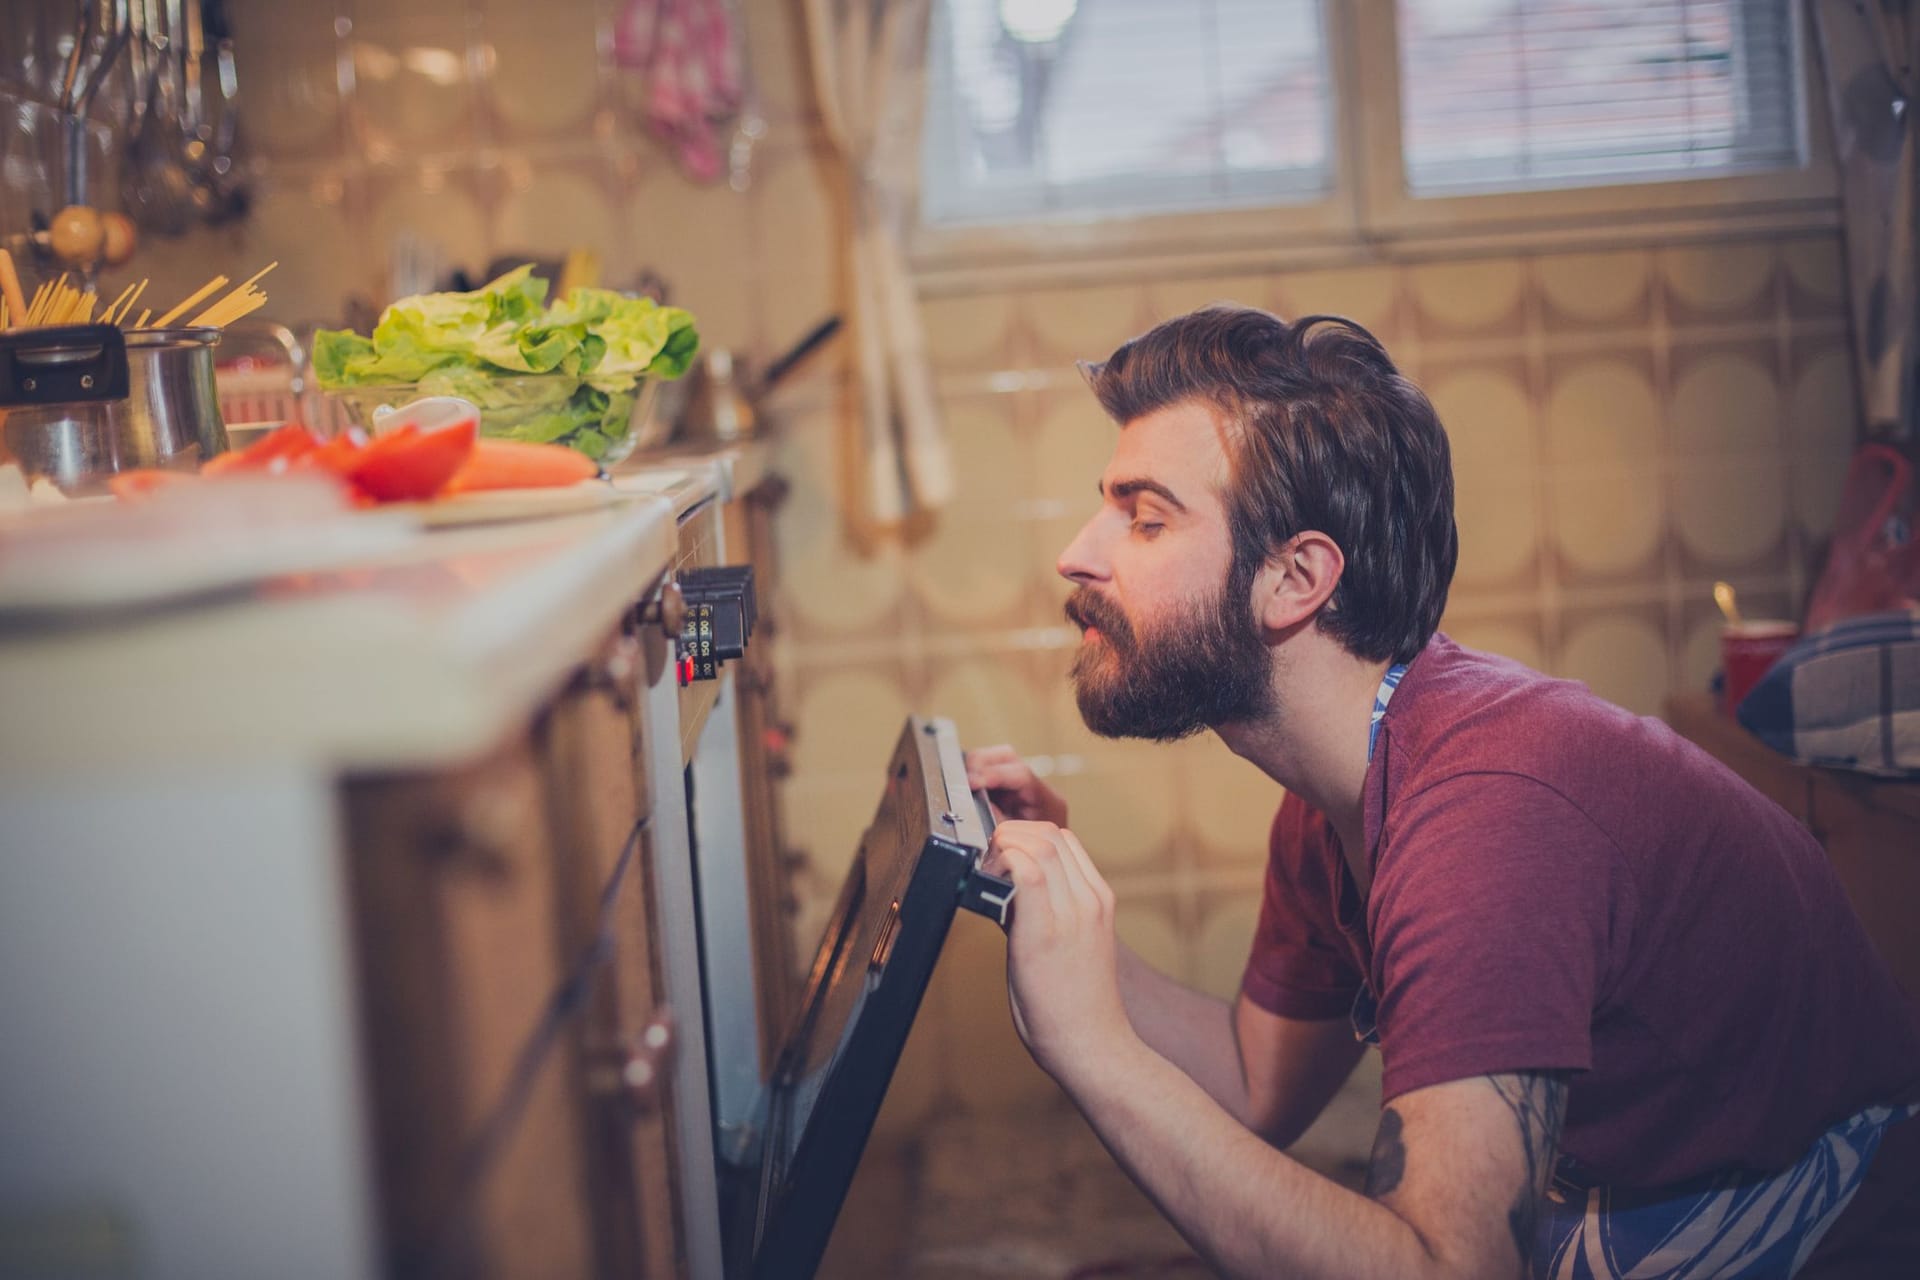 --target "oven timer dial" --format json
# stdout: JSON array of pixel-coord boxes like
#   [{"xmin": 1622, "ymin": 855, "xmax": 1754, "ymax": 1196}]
[{"xmin": 674, "ymin": 565, "xmax": 757, "ymax": 684}]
